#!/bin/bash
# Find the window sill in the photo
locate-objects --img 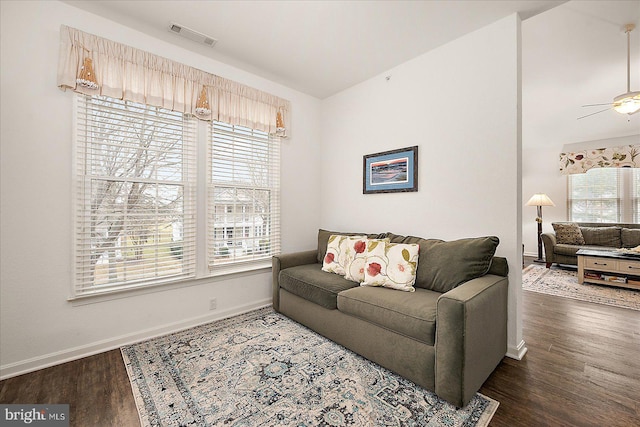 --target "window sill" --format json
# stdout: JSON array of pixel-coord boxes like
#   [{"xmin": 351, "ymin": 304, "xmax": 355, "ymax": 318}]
[
  {"xmin": 209, "ymin": 259, "xmax": 272, "ymax": 276},
  {"xmin": 68, "ymin": 264, "xmax": 272, "ymax": 306}
]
